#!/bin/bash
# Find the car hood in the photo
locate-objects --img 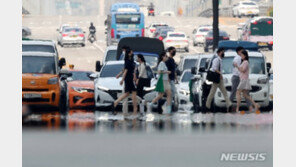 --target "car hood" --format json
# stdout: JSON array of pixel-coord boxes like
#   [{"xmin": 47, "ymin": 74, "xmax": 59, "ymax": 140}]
[
  {"xmin": 68, "ymin": 81, "xmax": 94, "ymax": 89},
  {"xmin": 96, "ymin": 77, "xmax": 122, "ymax": 90},
  {"xmin": 178, "ymin": 82, "xmax": 189, "ymax": 91},
  {"xmin": 22, "ymin": 73, "xmax": 58, "ymax": 86}
]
